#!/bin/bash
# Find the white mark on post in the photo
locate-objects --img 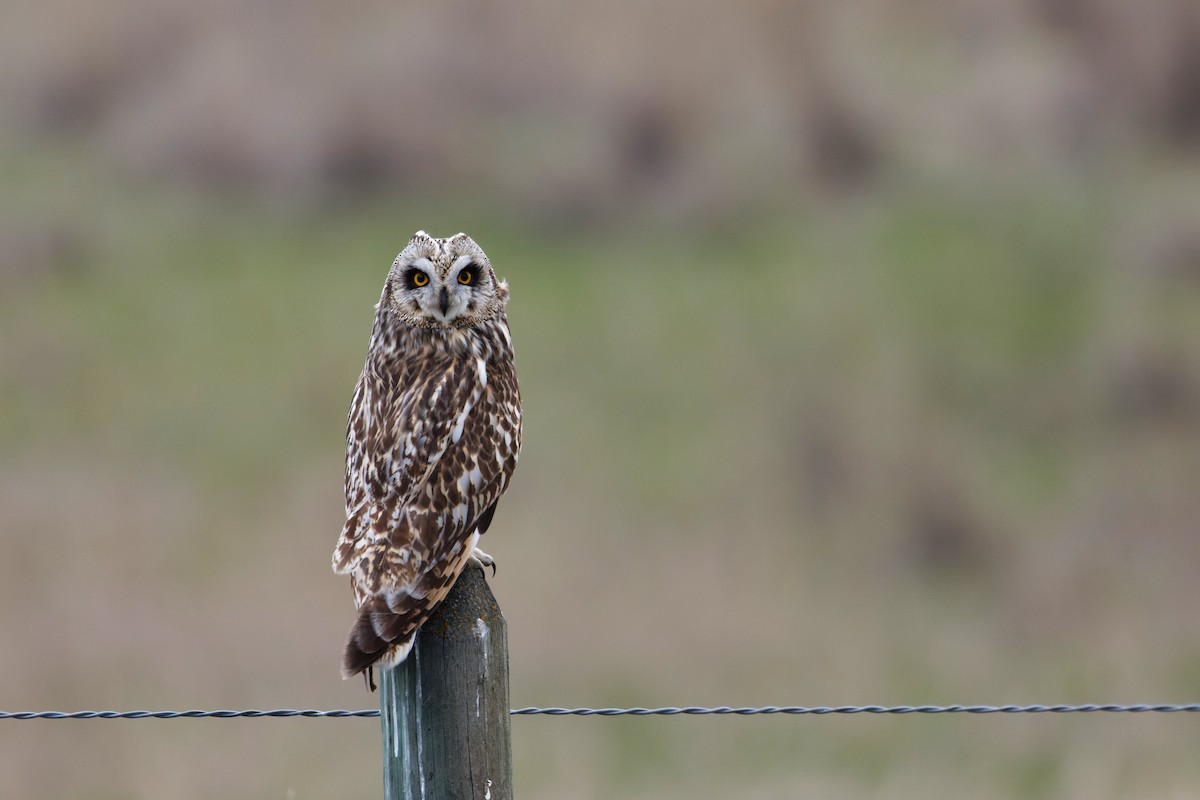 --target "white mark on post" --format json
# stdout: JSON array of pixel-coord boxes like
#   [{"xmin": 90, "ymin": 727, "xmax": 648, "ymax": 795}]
[
  {"xmin": 475, "ymin": 617, "xmax": 490, "ymax": 719},
  {"xmin": 415, "ymin": 650, "xmax": 428, "ymax": 799},
  {"xmin": 475, "ymin": 617, "xmax": 490, "ymax": 664},
  {"xmin": 485, "ymin": 778, "xmax": 493, "ymax": 799}
]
